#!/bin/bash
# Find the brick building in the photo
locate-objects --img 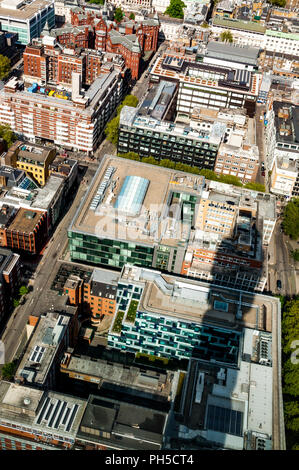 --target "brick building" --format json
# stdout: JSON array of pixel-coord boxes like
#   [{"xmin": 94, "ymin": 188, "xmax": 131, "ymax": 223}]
[
  {"xmin": 0, "ymin": 248, "xmax": 21, "ymax": 322},
  {"xmin": 0, "ymin": 70, "xmax": 125, "ymax": 152},
  {"xmin": 24, "ymin": 36, "xmax": 128, "ymax": 87},
  {"xmin": 0, "ymin": 205, "xmax": 48, "ymax": 255},
  {"xmin": 63, "ymin": 268, "xmax": 118, "ymax": 324}
]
